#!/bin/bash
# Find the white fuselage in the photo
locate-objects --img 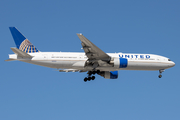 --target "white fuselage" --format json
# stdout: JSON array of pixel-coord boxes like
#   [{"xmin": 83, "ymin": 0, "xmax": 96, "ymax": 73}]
[{"xmin": 9, "ymin": 52, "xmax": 175, "ymax": 71}]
